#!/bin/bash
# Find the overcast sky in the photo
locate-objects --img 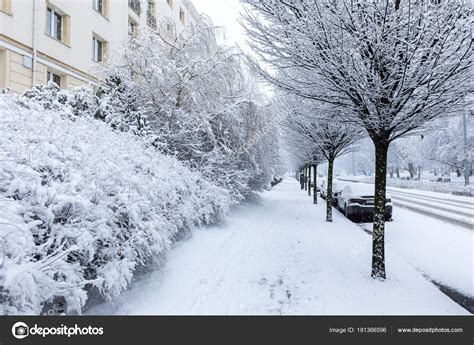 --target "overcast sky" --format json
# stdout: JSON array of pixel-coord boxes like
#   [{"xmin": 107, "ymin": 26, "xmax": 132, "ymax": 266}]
[
  {"xmin": 192, "ymin": 0, "xmax": 248, "ymax": 50},
  {"xmin": 193, "ymin": 0, "xmax": 274, "ymax": 96}
]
